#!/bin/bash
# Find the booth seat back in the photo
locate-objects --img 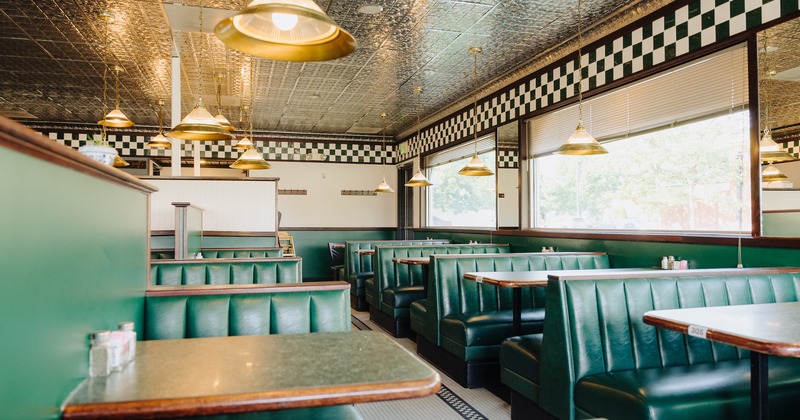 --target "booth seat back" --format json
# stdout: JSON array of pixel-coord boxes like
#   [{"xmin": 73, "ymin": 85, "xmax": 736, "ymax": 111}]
[
  {"xmin": 150, "ymin": 257, "xmax": 302, "ymax": 286},
  {"xmin": 538, "ymin": 268, "xmax": 800, "ymax": 420},
  {"xmin": 150, "ymin": 247, "xmax": 284, "ymax": 260},
  {"xmin": 144, "ymin": 282, "xmax": 351, "ymax": 340},
  {"xmin": 343, "ymin": 240, "xmax": 451, "ymax": 281},
  {"xmin": 370, "ymin": 244, "xmax": 511, "ymax": 310},
  {"xmin": 426, "ymin": 252, "xmax": 609, "ymax": 345}
]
